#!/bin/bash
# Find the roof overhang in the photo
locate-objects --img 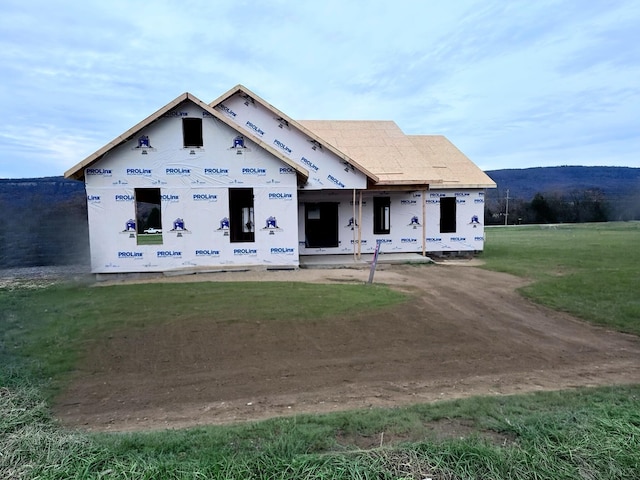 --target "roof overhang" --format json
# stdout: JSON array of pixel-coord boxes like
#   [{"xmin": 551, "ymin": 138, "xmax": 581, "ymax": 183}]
[{"xmin": 366, "ymin": 178, "xmax": 439, "ymax": 191}]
